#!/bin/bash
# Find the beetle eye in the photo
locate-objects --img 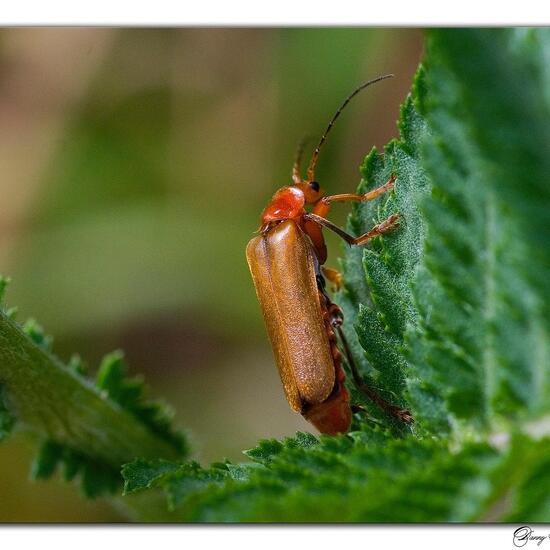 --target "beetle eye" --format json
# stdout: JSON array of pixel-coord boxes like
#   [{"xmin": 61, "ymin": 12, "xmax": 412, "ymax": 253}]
[{"xmin": 309, "ymin": 181, "xmax": 320, "ymax": 192}]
